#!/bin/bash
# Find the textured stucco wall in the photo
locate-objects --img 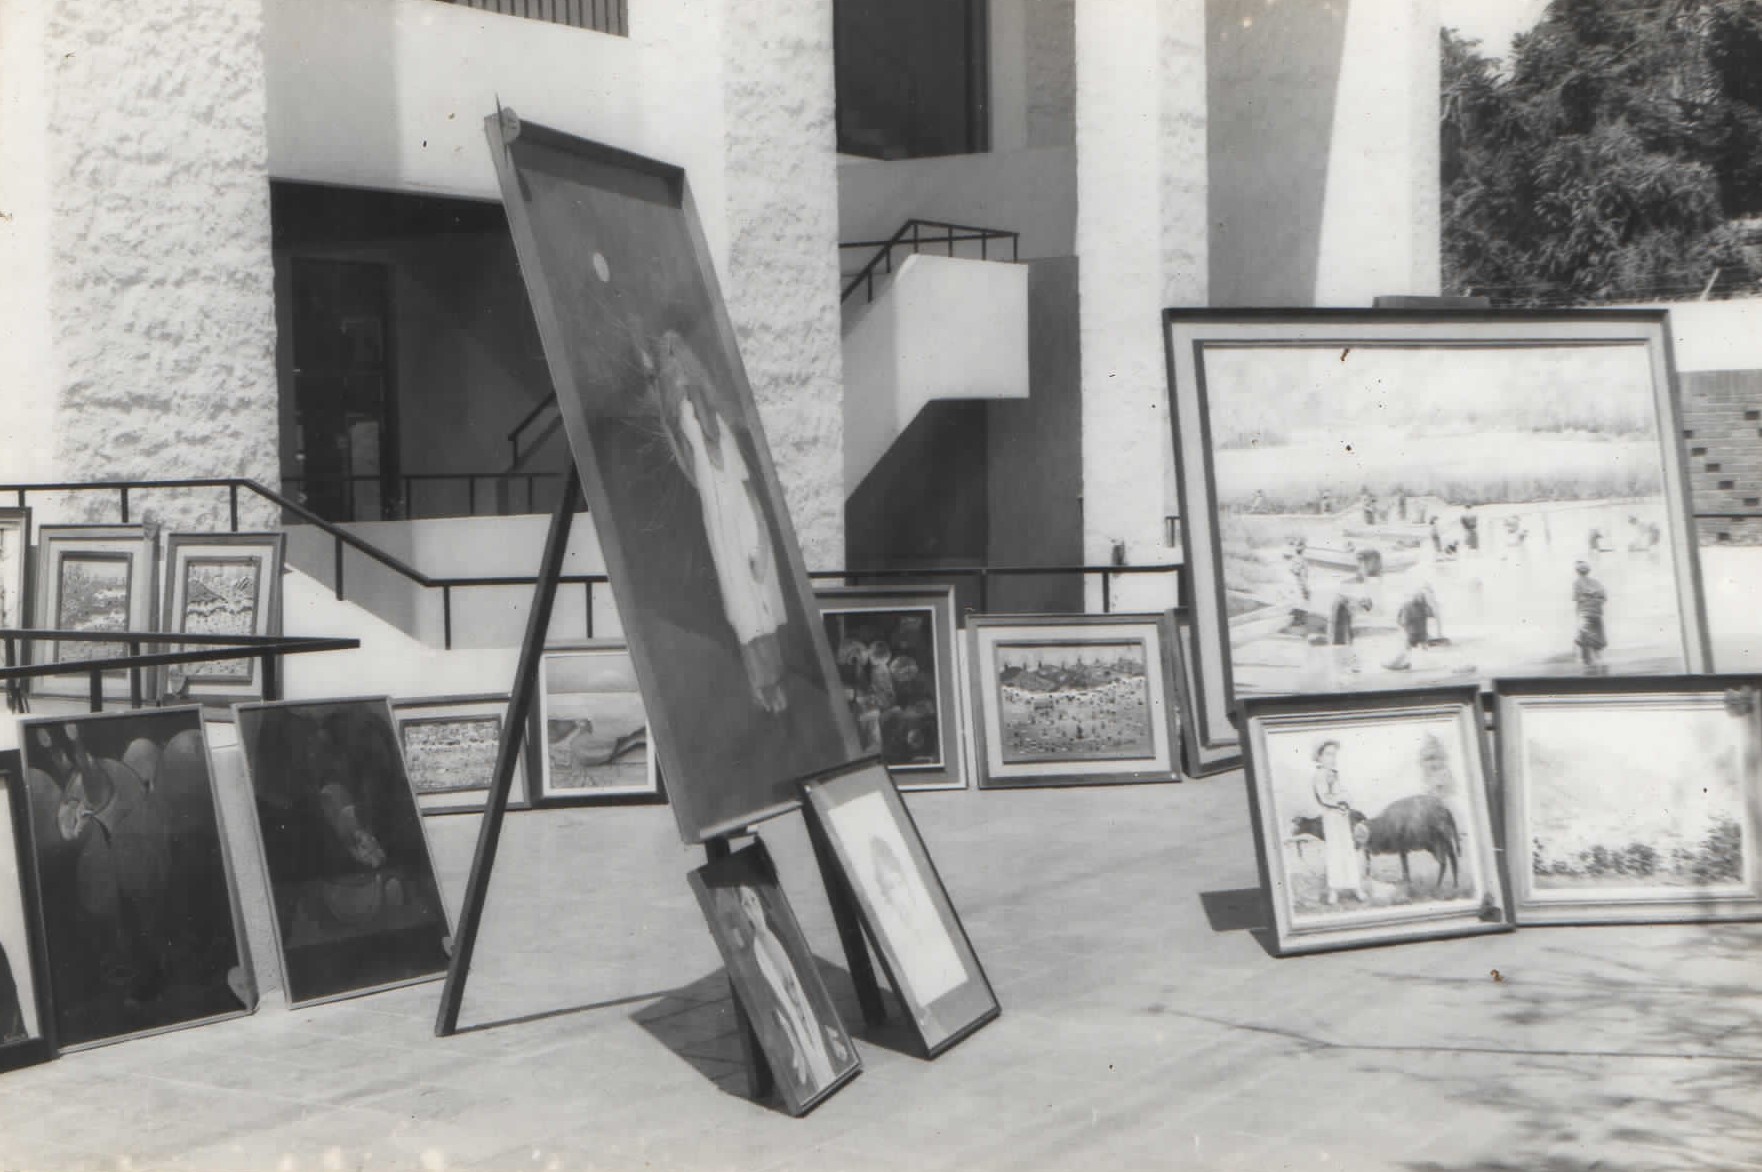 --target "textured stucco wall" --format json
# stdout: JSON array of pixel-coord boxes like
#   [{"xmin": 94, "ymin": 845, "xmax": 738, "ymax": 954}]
[
  {"xmin": 6, "ymin": 0, "xmax": 281, "ymax": 529},
  {"xmin": 720, "ymin": 0, "xmax": 847, "ymax": 571},
  {"xmin": 1075, "ymin": 0, "xmax": 1207, "ymax": 609}
]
